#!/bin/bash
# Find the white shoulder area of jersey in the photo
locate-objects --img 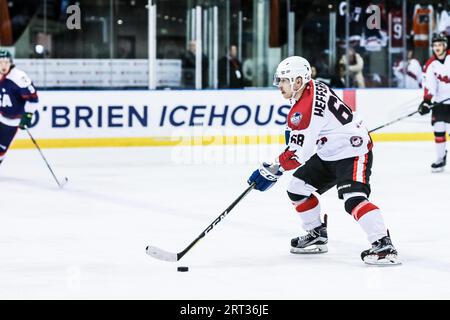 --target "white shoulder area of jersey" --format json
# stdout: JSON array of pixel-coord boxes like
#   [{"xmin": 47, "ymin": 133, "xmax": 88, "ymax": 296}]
[{"xmin": 6, "ymin": 68, "xmax": 33, "ymax": 88}]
